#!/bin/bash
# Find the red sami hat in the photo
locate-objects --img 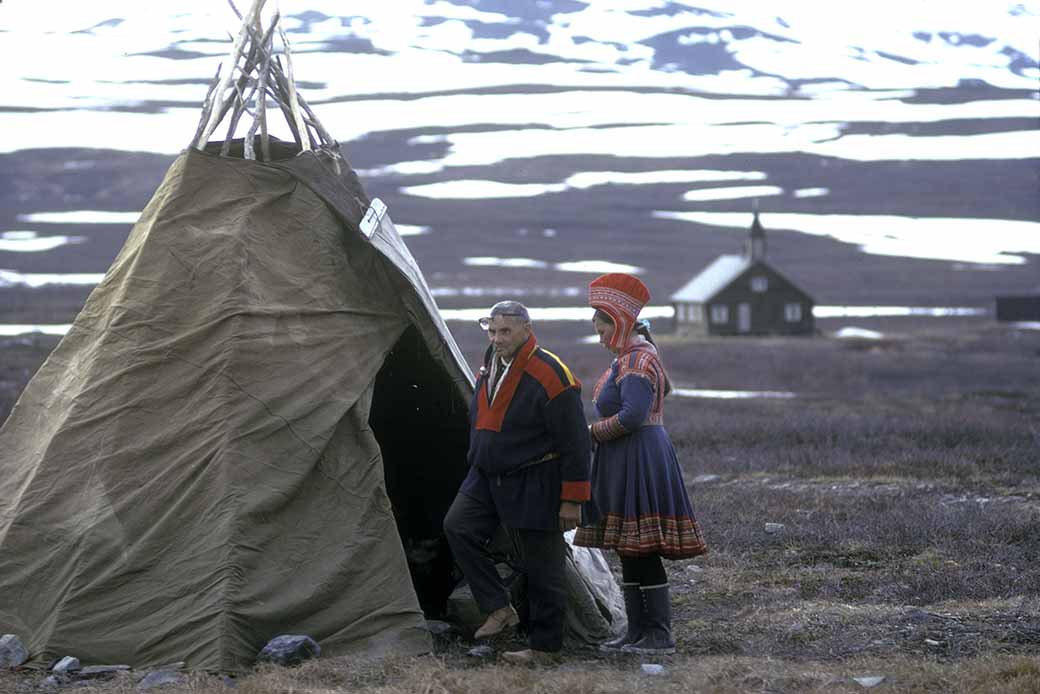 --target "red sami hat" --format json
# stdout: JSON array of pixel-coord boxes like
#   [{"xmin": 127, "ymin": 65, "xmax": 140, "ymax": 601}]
[{"xmin": 588, "ymin": 273, "xmax": 650, "ymax": 350}]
